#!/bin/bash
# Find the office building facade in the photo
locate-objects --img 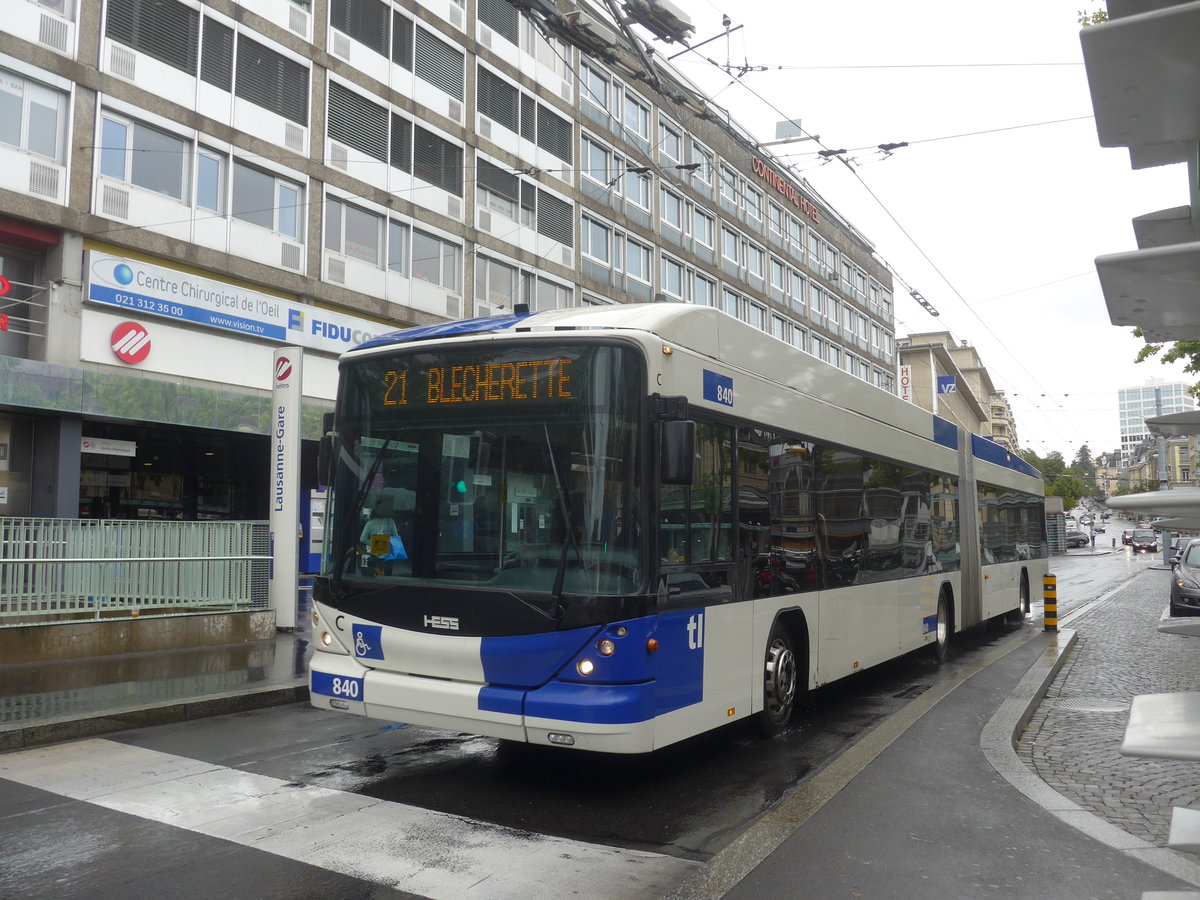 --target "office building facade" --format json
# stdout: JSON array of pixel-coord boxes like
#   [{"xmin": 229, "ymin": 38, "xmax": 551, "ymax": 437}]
[
  {"xmin": 0, "ymin": 0, "xmax": 897, "ymax": 521},
  {"xmin": 1119, "ymin": 379, "xmax": 1196, "ymax": 459}
]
